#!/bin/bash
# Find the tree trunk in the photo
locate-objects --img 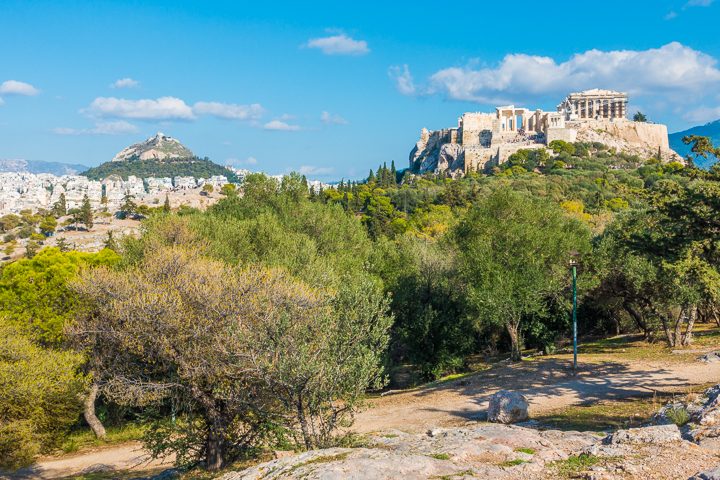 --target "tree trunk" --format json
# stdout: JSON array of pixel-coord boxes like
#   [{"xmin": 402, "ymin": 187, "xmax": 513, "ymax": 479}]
[
  {"xmin": 623, "ymin": 303, "xmax": 651, "ymax": 340},
  {"xmin": 205, "ymin": 420, "xmax": 225, "ymax": 471},
  {"xmin": 711, "ymin": 305, "xmax": 720, "ymax": 328},
  {"xmin": 658, "ymin": 312, "xmax": 674, "ymax": 347},
  {"xmin": 673, "ymin": 309, "xmax": 684, "ymax": 348},
  {"xmin": 297, "ymin": 395, "xmax": 313, "ymax": 450},
  {"xmin": 682, "ymin": 305, "xmax": 697, "ymax": 346},
  {"xmin": 506, "ymin": 322, "xmax": 521, "ymax": 362},
  {"xmin": 84, "ymin": 382, "xmax": 106, "ymax": 439}
]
